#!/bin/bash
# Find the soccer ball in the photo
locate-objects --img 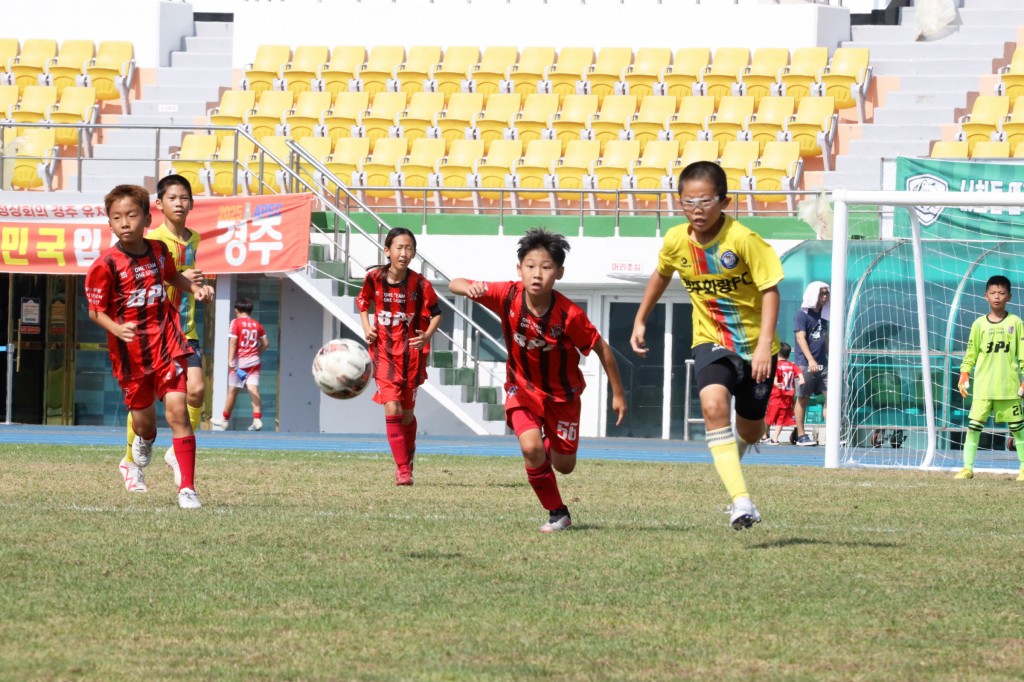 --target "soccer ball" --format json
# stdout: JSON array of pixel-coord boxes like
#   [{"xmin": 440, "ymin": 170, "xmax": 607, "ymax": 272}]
[{"xmin": 311, "ymin": 339, "xmax": 372, "ymax": 399}]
